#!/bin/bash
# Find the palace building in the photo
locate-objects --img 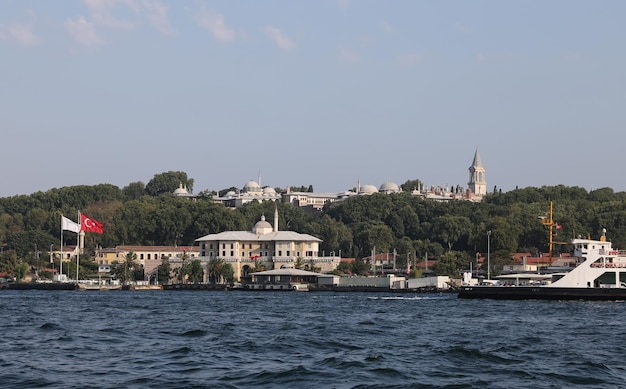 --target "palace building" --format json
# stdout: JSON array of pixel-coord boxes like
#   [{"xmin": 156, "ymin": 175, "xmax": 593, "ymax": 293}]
[{"xmin": 195, "ymin": 207, "xmax": 340, "ymax": 281}]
